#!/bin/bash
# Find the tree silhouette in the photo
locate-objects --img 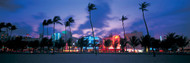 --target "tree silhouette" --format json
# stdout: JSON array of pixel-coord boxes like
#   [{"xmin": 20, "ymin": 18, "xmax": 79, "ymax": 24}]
[
  {"xmin": 140, "ymin": 35, "xmax": 152, "ymax": 52},
  {"xmin": 55, "ymin": 38, "xmax": 66, "ymax": 53},
  {"xmin": 88, "ymin": 3, "xmax": 97, "ymax": 53},
  {"xmin": 59, "ymin": 38, "xmax": 66, "ymax": 53},
  {"xmin": 120, "ymin": 15, "xmax": 128, "ymax": 39},
  {"xmin": 52, "ymin": 16, "xmax": 62, "ymax": 53},
  {"xmin": 0, "ymin": 22, "xmax": 5, "ymax": 32},
  {"xmin": 67, "ymin": 17, "xmax": 74, "ymax": 37},
  {"xmin": 129, "ymin": 36, "xmax": 140, "ymax": 52},
  {"xmin": 120, "ymin": 38, "xmax": 127, "ymax": 53},
  {"xmin": 176, "ymin": 35, "xmax": 189, "ymax": 52},
  {"xmin": 151, "ymin": 38, "xmax": 160, "ymax": 52},
  {"xmin": 78, "ymin": 37, "xmax": 88, "ymax": 52},
  {"xmin": 47, "ymin": 38, "xmax": 53, "ymax": 53},
  {"xmin": 161, "ymin": 33, "xmax": 179, "ymax": 52},
  {"xmin": 113, "ymin": 40, "xmax": 119, "ymax": 53},
  {"xmin": 139, "ymin": 2, "xmax": 150, "ymax": 35},
  {"xmin": 67, "ymin": 38, "xmax": 72, "ymax": 53},
  {"xmin": 28, "ymin": 40, "xmax": 39, "ymax": 53},
  {"xmin": 40, "ymin": 38, "xmax": 48, "ymax": 53},
  {"xmin": 104, "ymin": 39, "xmax": 112, "ymax": 53}
]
